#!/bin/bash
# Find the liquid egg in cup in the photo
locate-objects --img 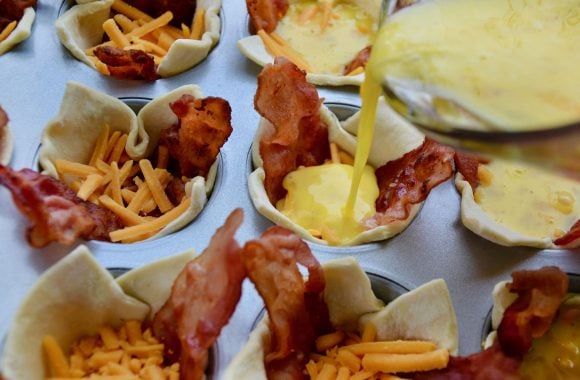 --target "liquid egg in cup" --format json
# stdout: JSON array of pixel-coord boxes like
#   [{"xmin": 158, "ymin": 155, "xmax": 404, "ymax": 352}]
[
  {"xmin": 55, "ymin": 0, "xmax": 221, "ymax": 80},
  {"xmin": 239, "ymin": 0, "xmax": 380, "ymax": 86},
  {"xmin": 455, "ymin": 154, "xmax": 580, "ymax": 249},
  {"xmin": 248, "ymin": 58, "xmax": 455, "ymax": 246},
  {"xmin": 0, "ymin": 81, "xmax": 232, "ymax": 247}
]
